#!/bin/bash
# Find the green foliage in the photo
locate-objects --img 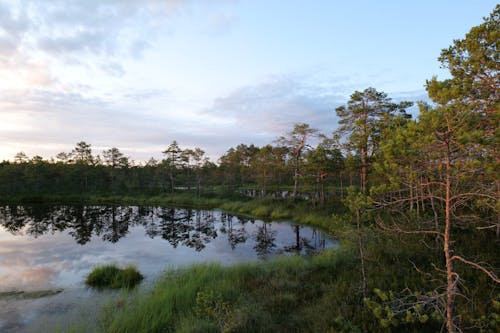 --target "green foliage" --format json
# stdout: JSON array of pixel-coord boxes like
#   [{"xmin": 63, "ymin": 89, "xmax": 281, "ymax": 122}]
[
  {"xmin": 365, "ymin": 288, "xmax": 441, "ymax": 330},
  {"xmin": 472, "ymin": 295, "xmax": 500, "ymax": 333},
  {"xmin": 343, "ymin": 187, "xmax": 371, "ymax": 217},
  {"xmin": 85, "ymin": 264, "xmax": 144, "ymax": 289}
]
